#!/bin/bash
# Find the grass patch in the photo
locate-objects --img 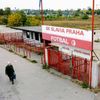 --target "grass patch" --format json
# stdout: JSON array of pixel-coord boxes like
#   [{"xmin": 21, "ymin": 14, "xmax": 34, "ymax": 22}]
[
  {"xmin": 94, "ymin": 39, "xmax": 100, "ymax": 42},
  {"xmin": 31, "ymin": 60, "xmax": 37, "ymax": 63},
  {"xmin": 42, "ymin": 63, "xmax": 50, "ymax": 69},
  {"xmin": 81, "ymin": 82, "xmax": 89, "ymax": 88},
  {"xmin": 22, "ymin": 55, "xmax": 27, "ymax": 58},
  {"xmin": 9, "ymin": 49, "xmax": 13, "ymax": 52},
  {"xmin": 90, "ymin": 88, "xmax": 100, "ymax": 93}
]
